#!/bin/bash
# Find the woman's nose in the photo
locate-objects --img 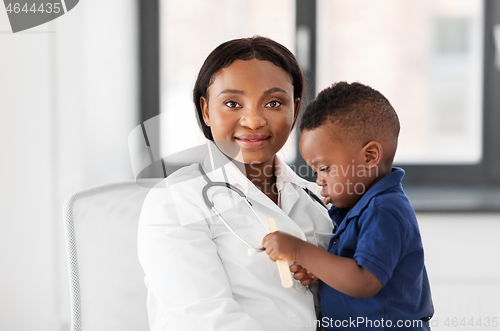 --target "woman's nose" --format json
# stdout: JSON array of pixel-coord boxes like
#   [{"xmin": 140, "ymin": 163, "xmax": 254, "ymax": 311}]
[{"xmin": 240, "ymin": 108, "xmax": 266, "ymax": 129}]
